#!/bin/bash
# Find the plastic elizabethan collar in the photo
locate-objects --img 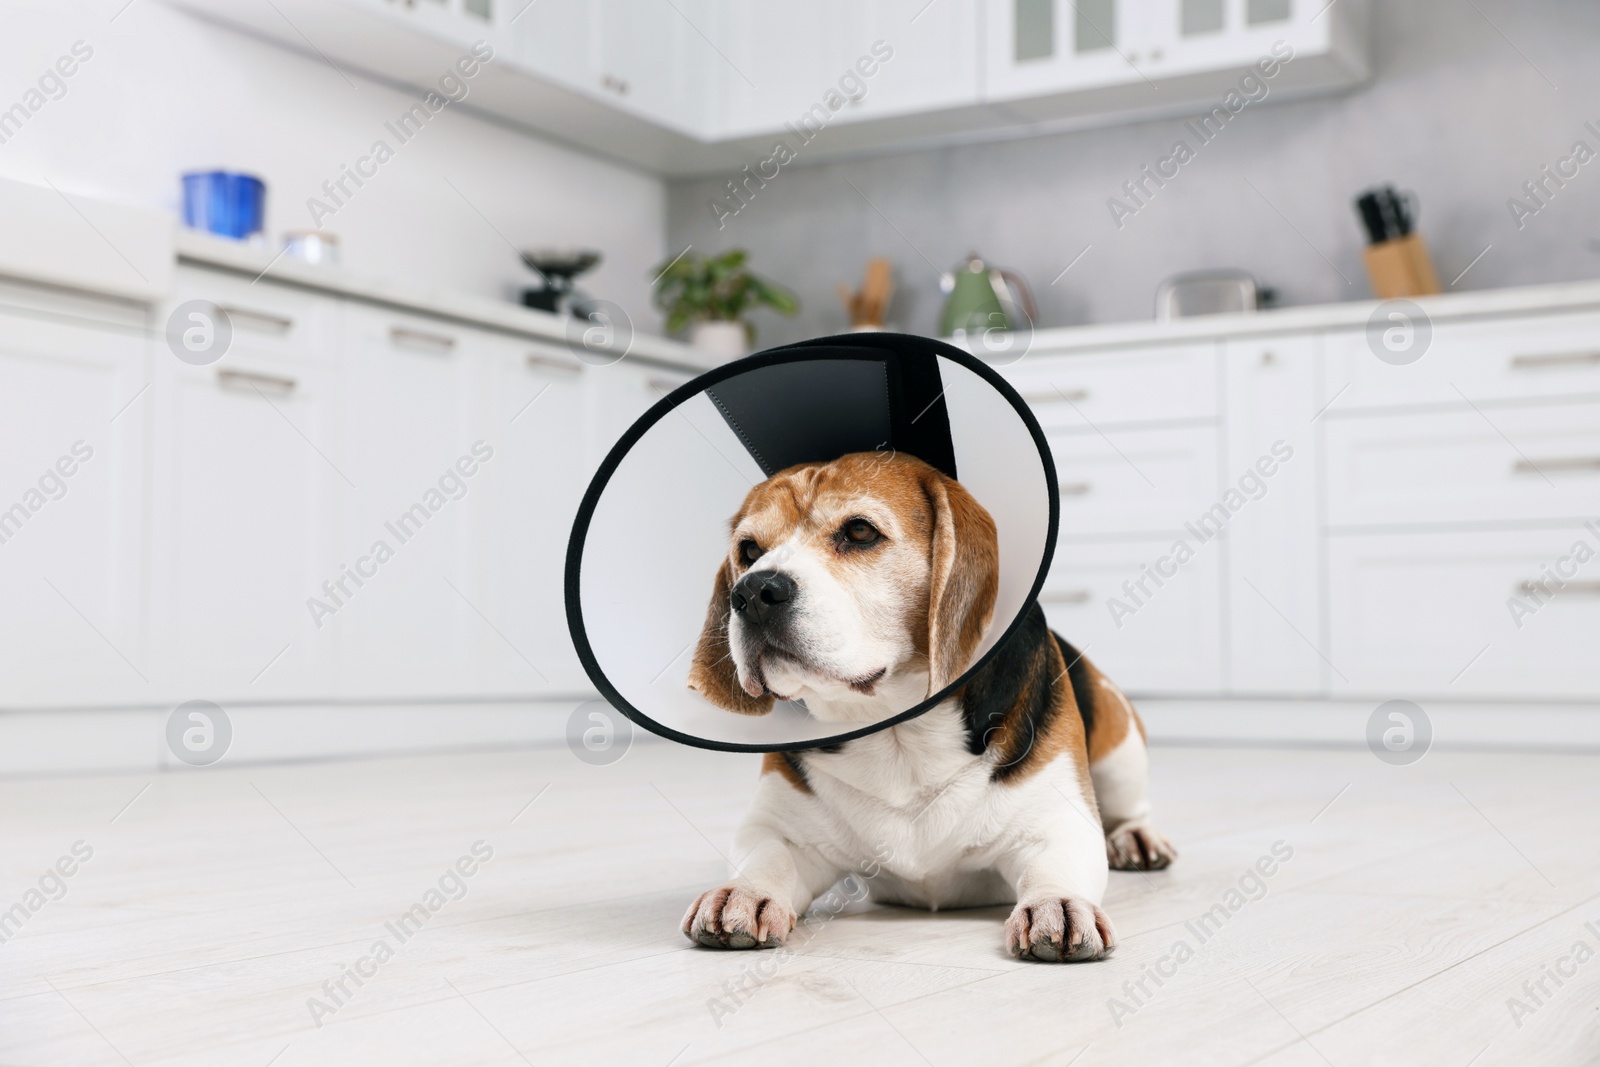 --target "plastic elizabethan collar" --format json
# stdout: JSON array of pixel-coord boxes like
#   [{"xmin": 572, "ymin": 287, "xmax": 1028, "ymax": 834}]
[{"xmin": 565, "ymin": 333, "xmax": 1058, "ymax": 752}]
